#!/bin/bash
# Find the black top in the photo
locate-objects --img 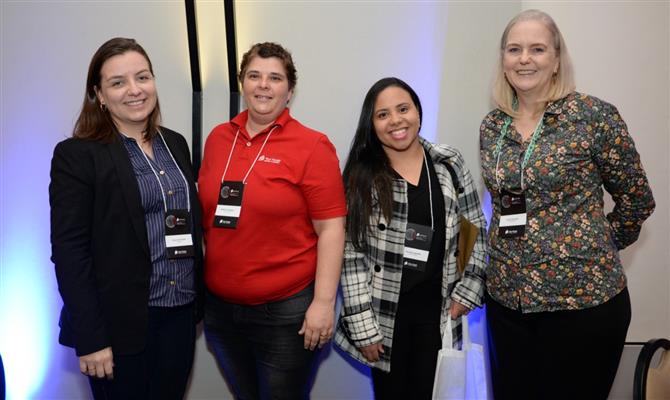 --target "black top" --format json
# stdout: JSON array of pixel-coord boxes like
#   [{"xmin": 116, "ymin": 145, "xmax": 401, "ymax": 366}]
[{"xmin": 400, "ymin": 149, "xmax": 446, "ymax": 294}]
